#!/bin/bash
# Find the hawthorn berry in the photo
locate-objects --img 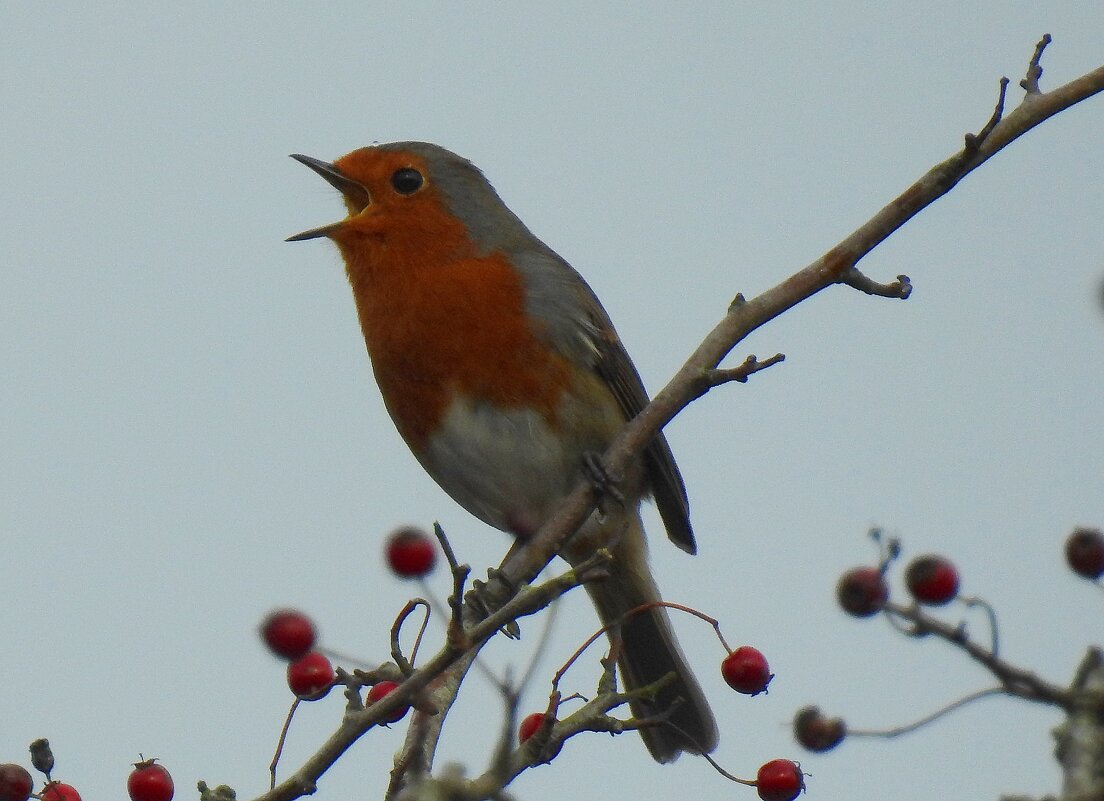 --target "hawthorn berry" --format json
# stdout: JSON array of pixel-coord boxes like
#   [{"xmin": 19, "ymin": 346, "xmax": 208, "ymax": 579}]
[
  {"xmin": 1065, "ymin": 527, "xmax": 1104, "ymax": 580},
  {"xmin": 260, "ymin": 609, "xmax": 317, "ymax": 660},
  {"xmin": 385, "ymin": 527, "xmax": 437, "ymax": 578},
  {"xmin": 721, "ymin": 646, "xmax": 773, "ymax": 695},
  {"xmin": 40, "ymin": 783, "xmax": 81, "ymax": 801},
  {"xmin": 286, "ymin": 651, "xmax": 334, "ymax": 700},
  {"xmin": 793, "ymin": 705, "xmax": 846, "ymax": 752},
  {"xmin": 127, "ymin": 760, "xmax": 174, "ymax": 801},
  {"xmin": 0, "ymin": 764, "xmax": 33, "ymax": 801},
  {"xmin": 366, "ymin": 680, "xmax": 410, "ymax": 723},
  {"xmin": 904, "ymin": 554, "xmax": 960, "ymax": 605},
  {"xmin": 518, "ymin": 712, "xmax": 548, "ymax": 743},
  {"xmin": 836, "ymin": 566, "xmax": 888, "ymax": 617},
  {"xmin": 756, "ymin": 759, "xmax": 804, "ymax": 801},
  {"xmin": 517, "ymin": 711, "xmax": 562, "ymax": 758}
]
